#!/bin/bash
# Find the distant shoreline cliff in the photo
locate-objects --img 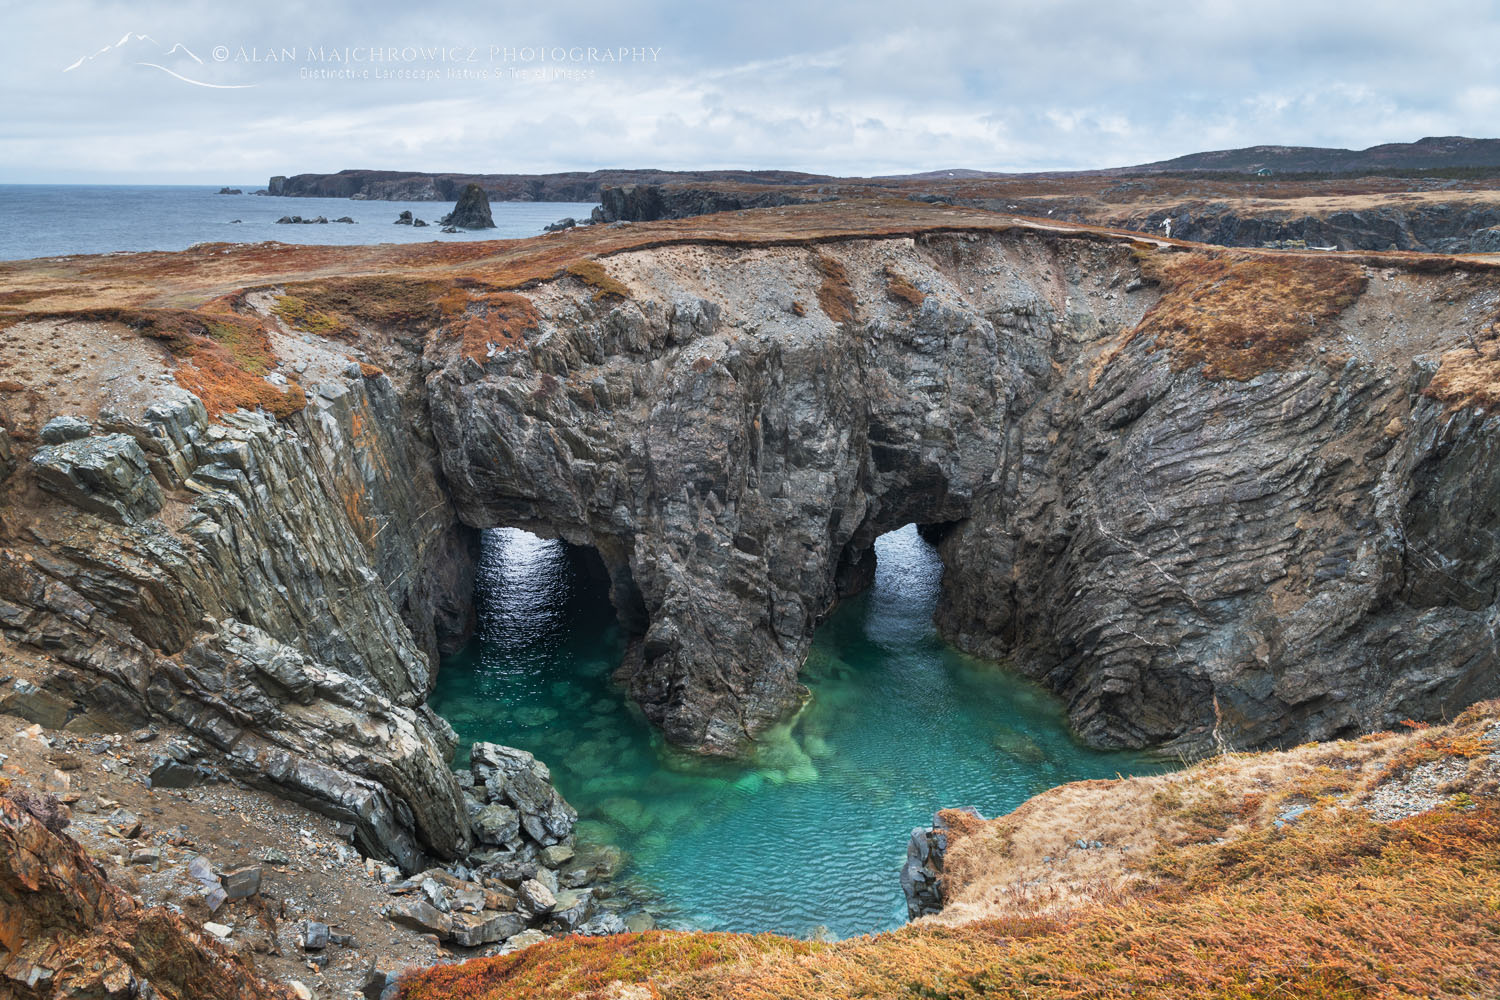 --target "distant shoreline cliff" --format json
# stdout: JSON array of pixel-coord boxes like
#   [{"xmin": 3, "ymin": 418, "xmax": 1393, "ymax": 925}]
[{"xmin": 265, "ymin": 168, "xmax": 836, "ymax": 202}]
